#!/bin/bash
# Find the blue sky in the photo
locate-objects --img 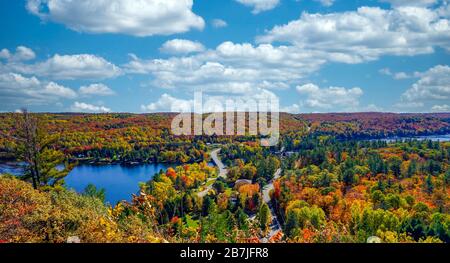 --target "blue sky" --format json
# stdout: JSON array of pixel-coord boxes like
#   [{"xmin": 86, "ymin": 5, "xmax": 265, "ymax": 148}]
[{"xmin": 0, "ymin": 0, "xmax": 449, "ymax": 113}]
